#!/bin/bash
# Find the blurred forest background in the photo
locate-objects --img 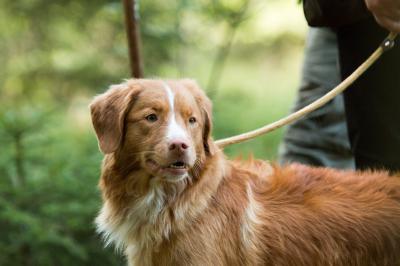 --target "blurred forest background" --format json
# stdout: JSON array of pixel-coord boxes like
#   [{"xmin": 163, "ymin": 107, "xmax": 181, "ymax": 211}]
[{"xmin": 0, "ymin": 0, "xmax": 306, "ymax": 265}]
